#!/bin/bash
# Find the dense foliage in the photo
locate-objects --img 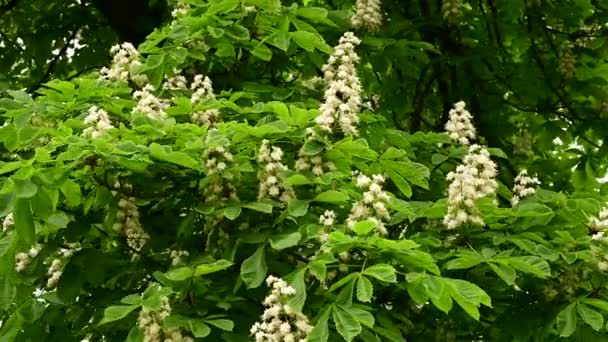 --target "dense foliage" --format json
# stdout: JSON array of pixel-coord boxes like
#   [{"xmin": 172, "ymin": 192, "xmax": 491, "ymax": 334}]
[{"xmin": 2, "ymin": 0, "xmax": 608, "ymax": 341}]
